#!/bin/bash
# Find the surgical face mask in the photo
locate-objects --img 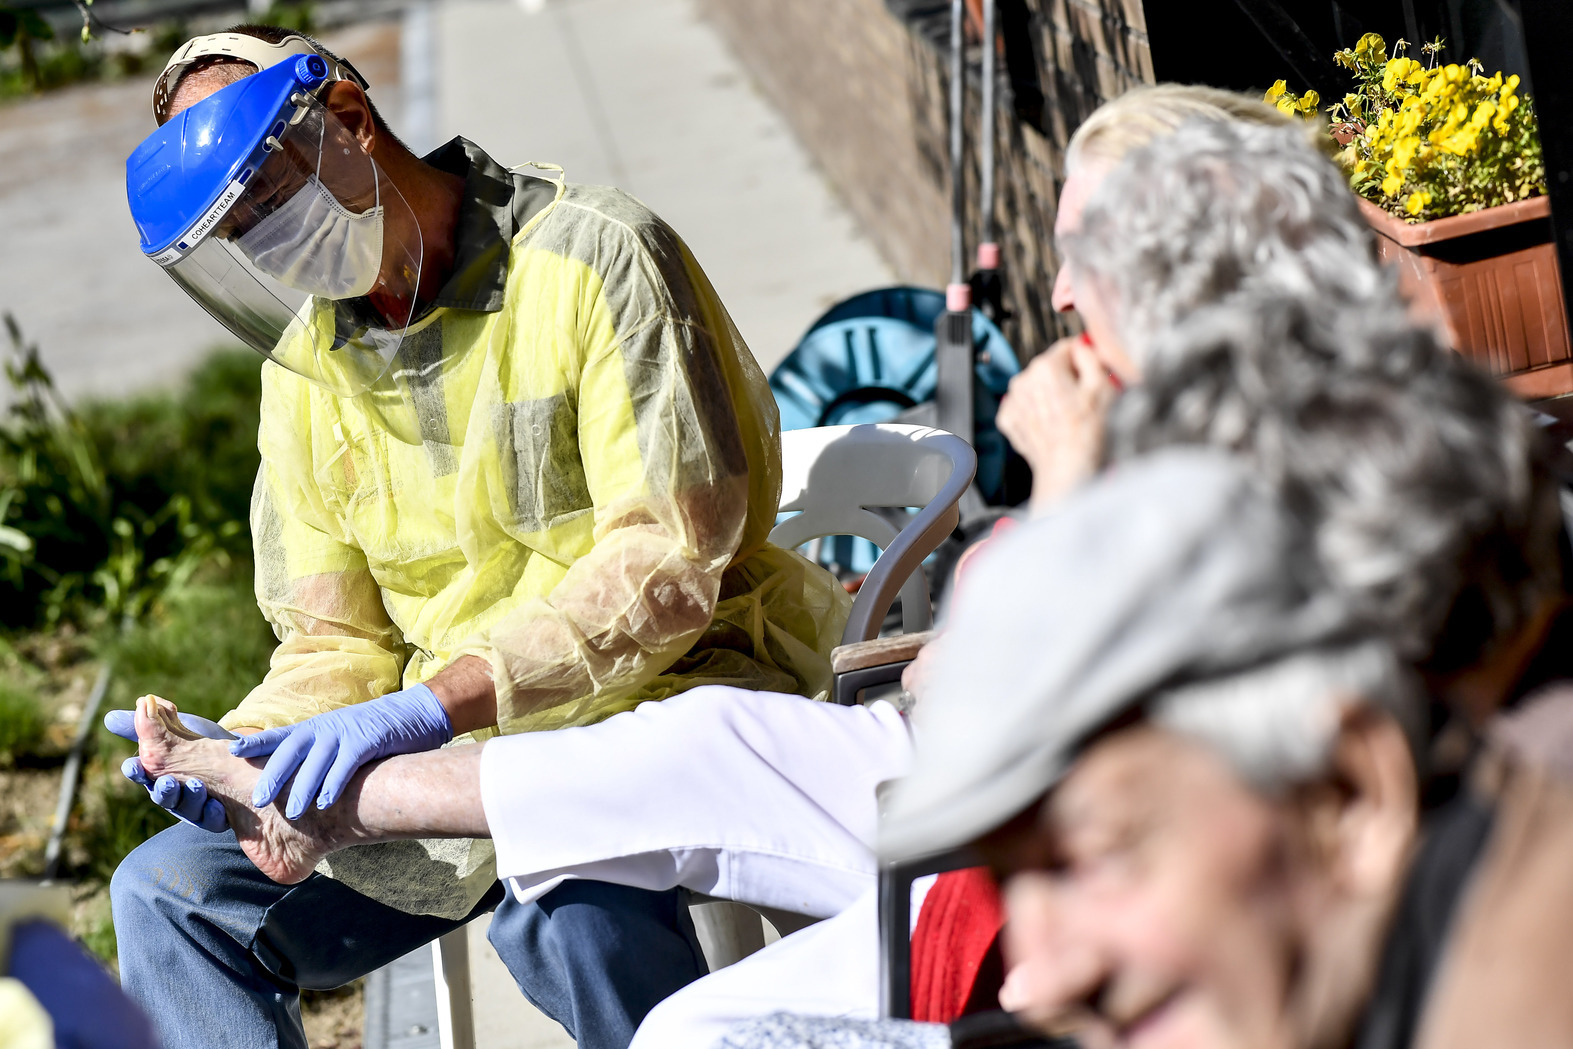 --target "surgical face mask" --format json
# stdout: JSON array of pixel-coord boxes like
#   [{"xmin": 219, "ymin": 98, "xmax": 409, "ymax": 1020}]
[{"xmin": 236, "ymin": 175, "xmax": 385, "ymax": 299}]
